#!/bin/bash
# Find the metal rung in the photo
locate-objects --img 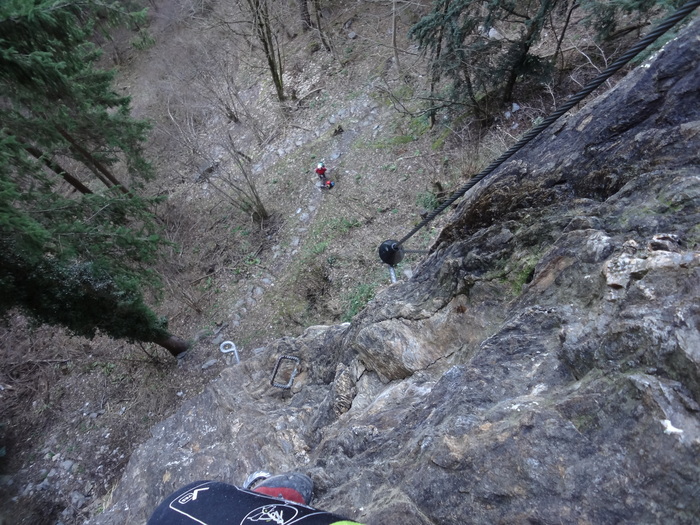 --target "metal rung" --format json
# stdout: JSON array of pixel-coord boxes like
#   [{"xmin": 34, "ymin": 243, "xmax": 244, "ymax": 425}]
[{"xmin": 271, "ymin": 355, "xmax": 301, "ymax": 389}]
